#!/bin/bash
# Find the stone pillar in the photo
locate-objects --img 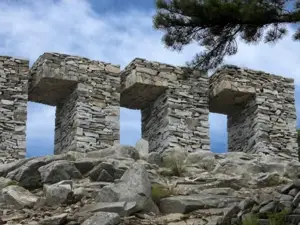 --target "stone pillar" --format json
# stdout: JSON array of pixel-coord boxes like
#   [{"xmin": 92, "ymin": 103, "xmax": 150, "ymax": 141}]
[
  {"xmin": 121, "ymin": 58, "xmax": 210, "ymax": 154},
  {"xmin": 29, "ymin": 53, "xmax": 120, "ymax": 154},
  {"xmin": 209, "ymin": 65, "xmax": 298, "ymax": 158},
  {"xmin": 0, "ymin": 56, "xmax": 29, "ymax": 162}
]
